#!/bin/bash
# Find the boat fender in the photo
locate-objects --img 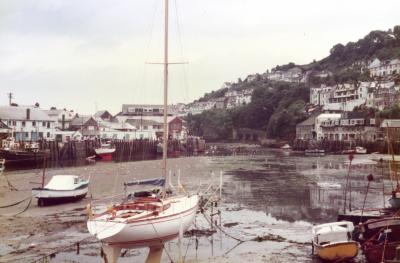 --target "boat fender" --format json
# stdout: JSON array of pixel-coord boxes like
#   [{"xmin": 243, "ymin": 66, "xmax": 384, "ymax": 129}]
[{"xmin": 86, "ymin": 203, "xmax": 93, "ymax": 219}]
